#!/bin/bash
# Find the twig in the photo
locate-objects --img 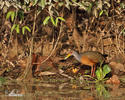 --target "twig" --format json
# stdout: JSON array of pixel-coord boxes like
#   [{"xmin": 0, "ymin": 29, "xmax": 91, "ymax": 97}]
[
  {"xmin": 39, "ymin": 22, "xmax": 63, "ymax": 64},
  {"xmin": 17, "ymin": 10, "xmax": 37, "ymax": 81}
]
